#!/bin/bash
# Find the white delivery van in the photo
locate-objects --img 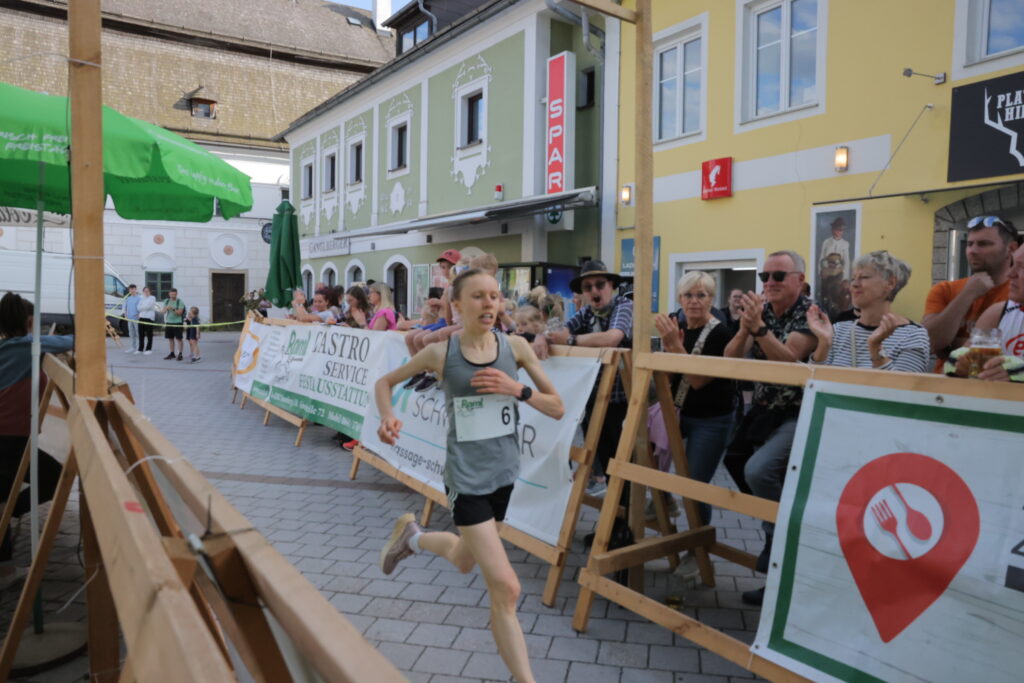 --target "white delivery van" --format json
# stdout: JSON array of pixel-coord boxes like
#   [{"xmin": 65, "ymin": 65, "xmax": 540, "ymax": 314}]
[{"xmin": 0, "ymin": 249, "xmax": 130, "ymax": 331}]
